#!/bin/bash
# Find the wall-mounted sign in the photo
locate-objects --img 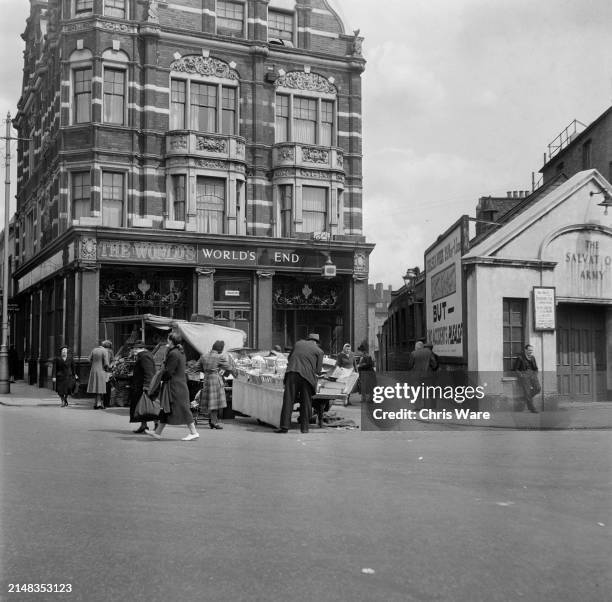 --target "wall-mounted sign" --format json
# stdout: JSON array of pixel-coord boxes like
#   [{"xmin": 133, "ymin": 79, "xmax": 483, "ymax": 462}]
[
  {"xmin": 224, "ymin": 289, "xmax": 240, "ymax": 297},
  {"xmin": 533, "ymin": 287, "xmax": 556, "ymax": 330},
  {"xmin": 425, "ymin": 219, "xmax": 468, "ymax": 358}
]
